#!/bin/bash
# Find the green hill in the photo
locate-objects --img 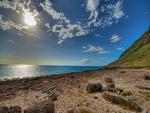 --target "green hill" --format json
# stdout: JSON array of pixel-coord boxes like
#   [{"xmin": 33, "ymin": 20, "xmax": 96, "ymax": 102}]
[{"xmin": 108, "ymin": 27, "xmax": 150, "ymax": 68}]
